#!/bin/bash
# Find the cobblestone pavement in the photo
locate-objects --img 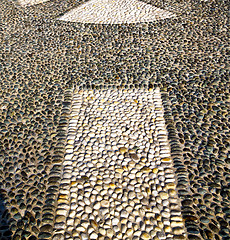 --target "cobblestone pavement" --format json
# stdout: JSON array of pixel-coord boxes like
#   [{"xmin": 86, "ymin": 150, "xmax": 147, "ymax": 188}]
[{"xmin": 0, "ymin": 0, "xmax": 229, "ymax": 240}]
